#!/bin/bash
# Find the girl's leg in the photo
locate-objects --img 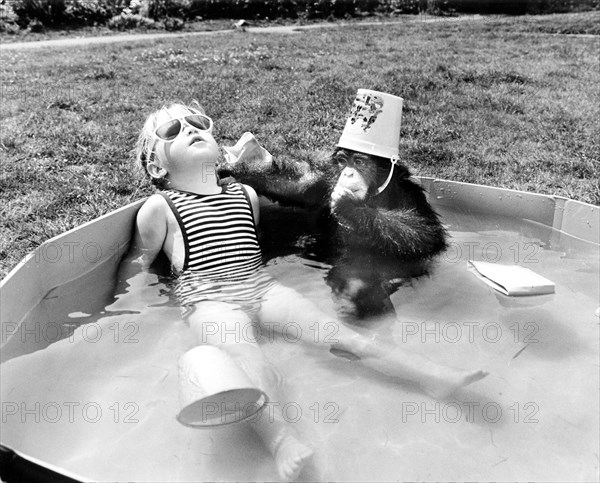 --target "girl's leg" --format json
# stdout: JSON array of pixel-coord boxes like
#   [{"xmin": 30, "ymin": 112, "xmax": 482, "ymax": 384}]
[
  {"xmin": 185, "ymin": 301, "xmax": 279, "ymax": 391},
  {"xmin": 258, "ymin": 283, "xmax": 487, "ymax": 398},
  {"xmin": 185, "ymin": 302, "xmax": 312, "ymax": 481}
]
